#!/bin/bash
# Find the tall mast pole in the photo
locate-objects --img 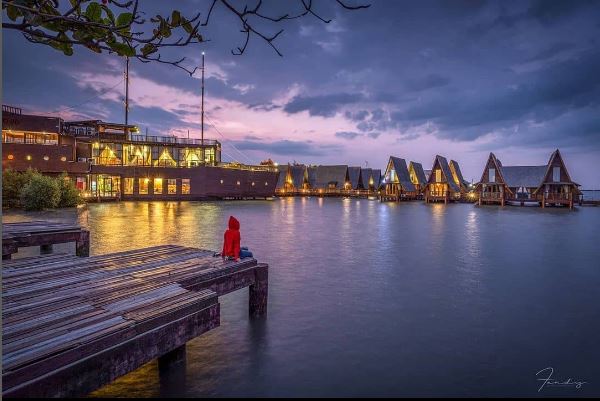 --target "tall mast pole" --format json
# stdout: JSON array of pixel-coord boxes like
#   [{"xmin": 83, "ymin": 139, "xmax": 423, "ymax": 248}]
[
  {"xmin": 201, "ymin": 51, "xmax": 205, "ymax": 165},
  {"xmin": 125, "ymin": 56, "xmax": 130, "ymax": 139}
]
